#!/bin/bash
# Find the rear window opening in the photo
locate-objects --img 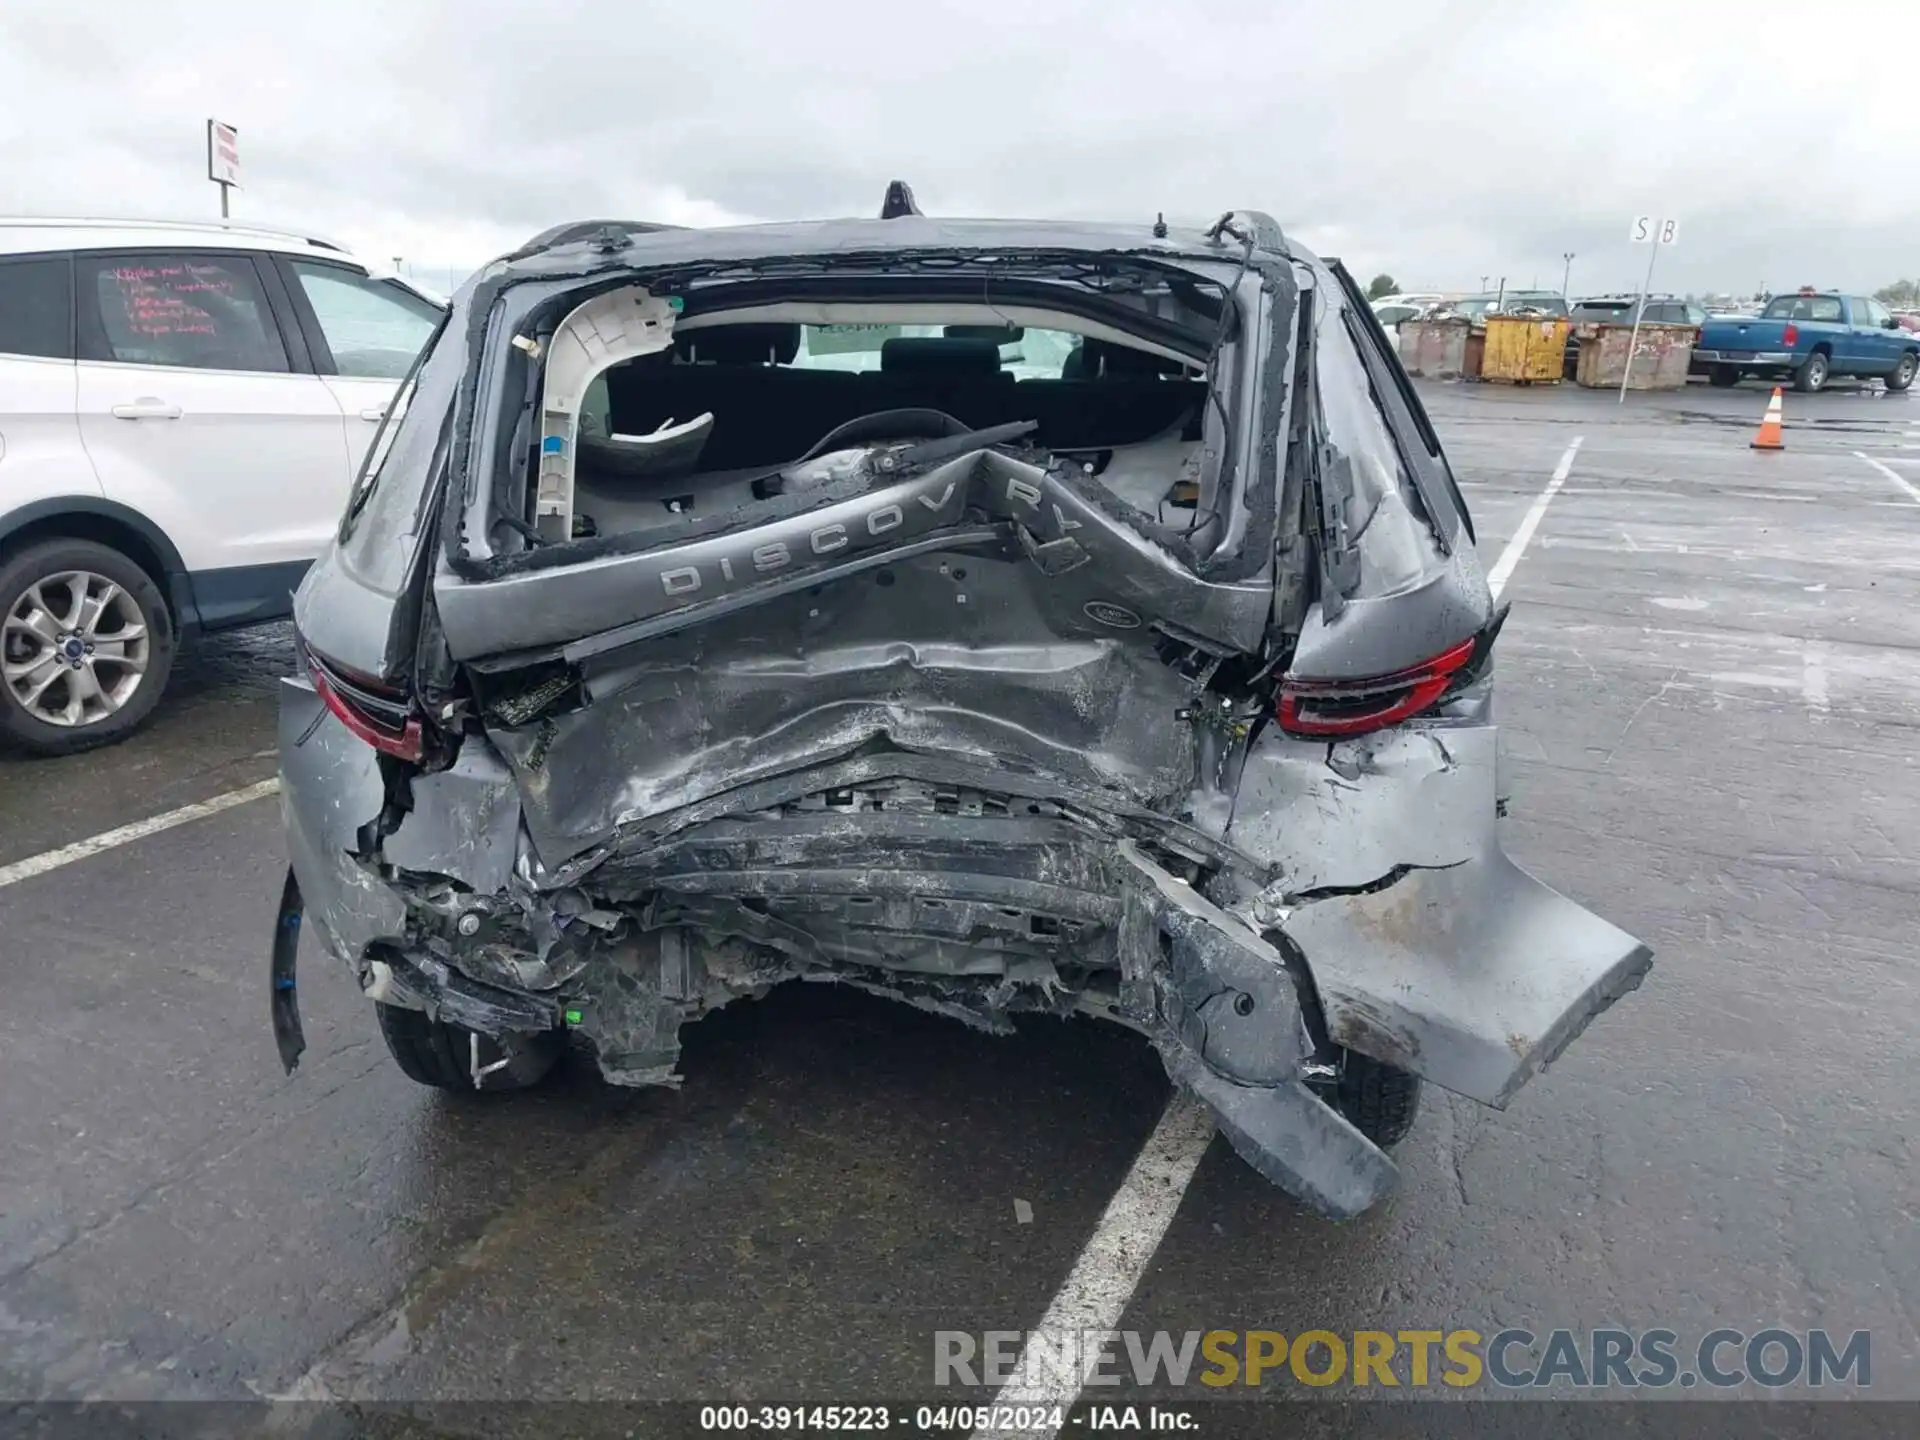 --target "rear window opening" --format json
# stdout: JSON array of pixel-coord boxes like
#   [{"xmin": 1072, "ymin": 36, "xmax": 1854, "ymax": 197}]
[
  {"xmin": 1761, "ymin": 294, "xmax": 1843, "ymax": 322},
  {"xmin": 552, "ymin": 317, "xmax": 1212, "ymax": 553},
  {"xmin": 483, "ymin": 272, "xmax": 1240, "ymax": 572}
]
